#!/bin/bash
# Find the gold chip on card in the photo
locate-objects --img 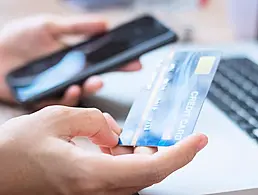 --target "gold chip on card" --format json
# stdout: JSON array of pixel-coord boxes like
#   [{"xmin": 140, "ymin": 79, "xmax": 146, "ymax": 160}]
[{"xmin": 195, "ymin": 56, "xmax": 216, "ymax": 75}]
